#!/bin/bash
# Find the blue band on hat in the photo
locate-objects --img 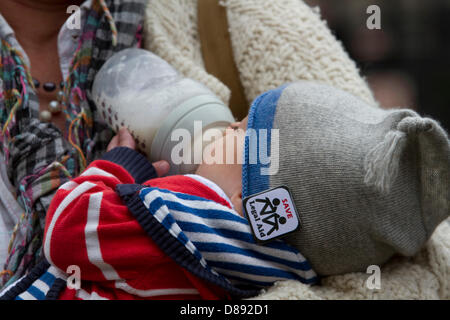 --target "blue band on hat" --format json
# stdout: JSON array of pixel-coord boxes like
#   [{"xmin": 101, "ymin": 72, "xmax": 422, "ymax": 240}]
[{"xmin": 242, "ymin": 84, "xmax": 288, "ymax": 199}]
